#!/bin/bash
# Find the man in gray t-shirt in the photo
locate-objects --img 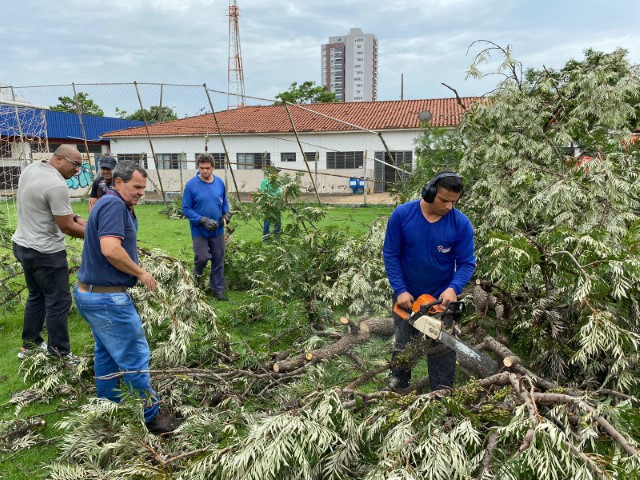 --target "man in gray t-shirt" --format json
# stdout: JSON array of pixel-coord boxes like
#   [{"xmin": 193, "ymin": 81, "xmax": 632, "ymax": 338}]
[{"xmin": 12, "ymin": 145, "xmax": 86, "ymax": 358}]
